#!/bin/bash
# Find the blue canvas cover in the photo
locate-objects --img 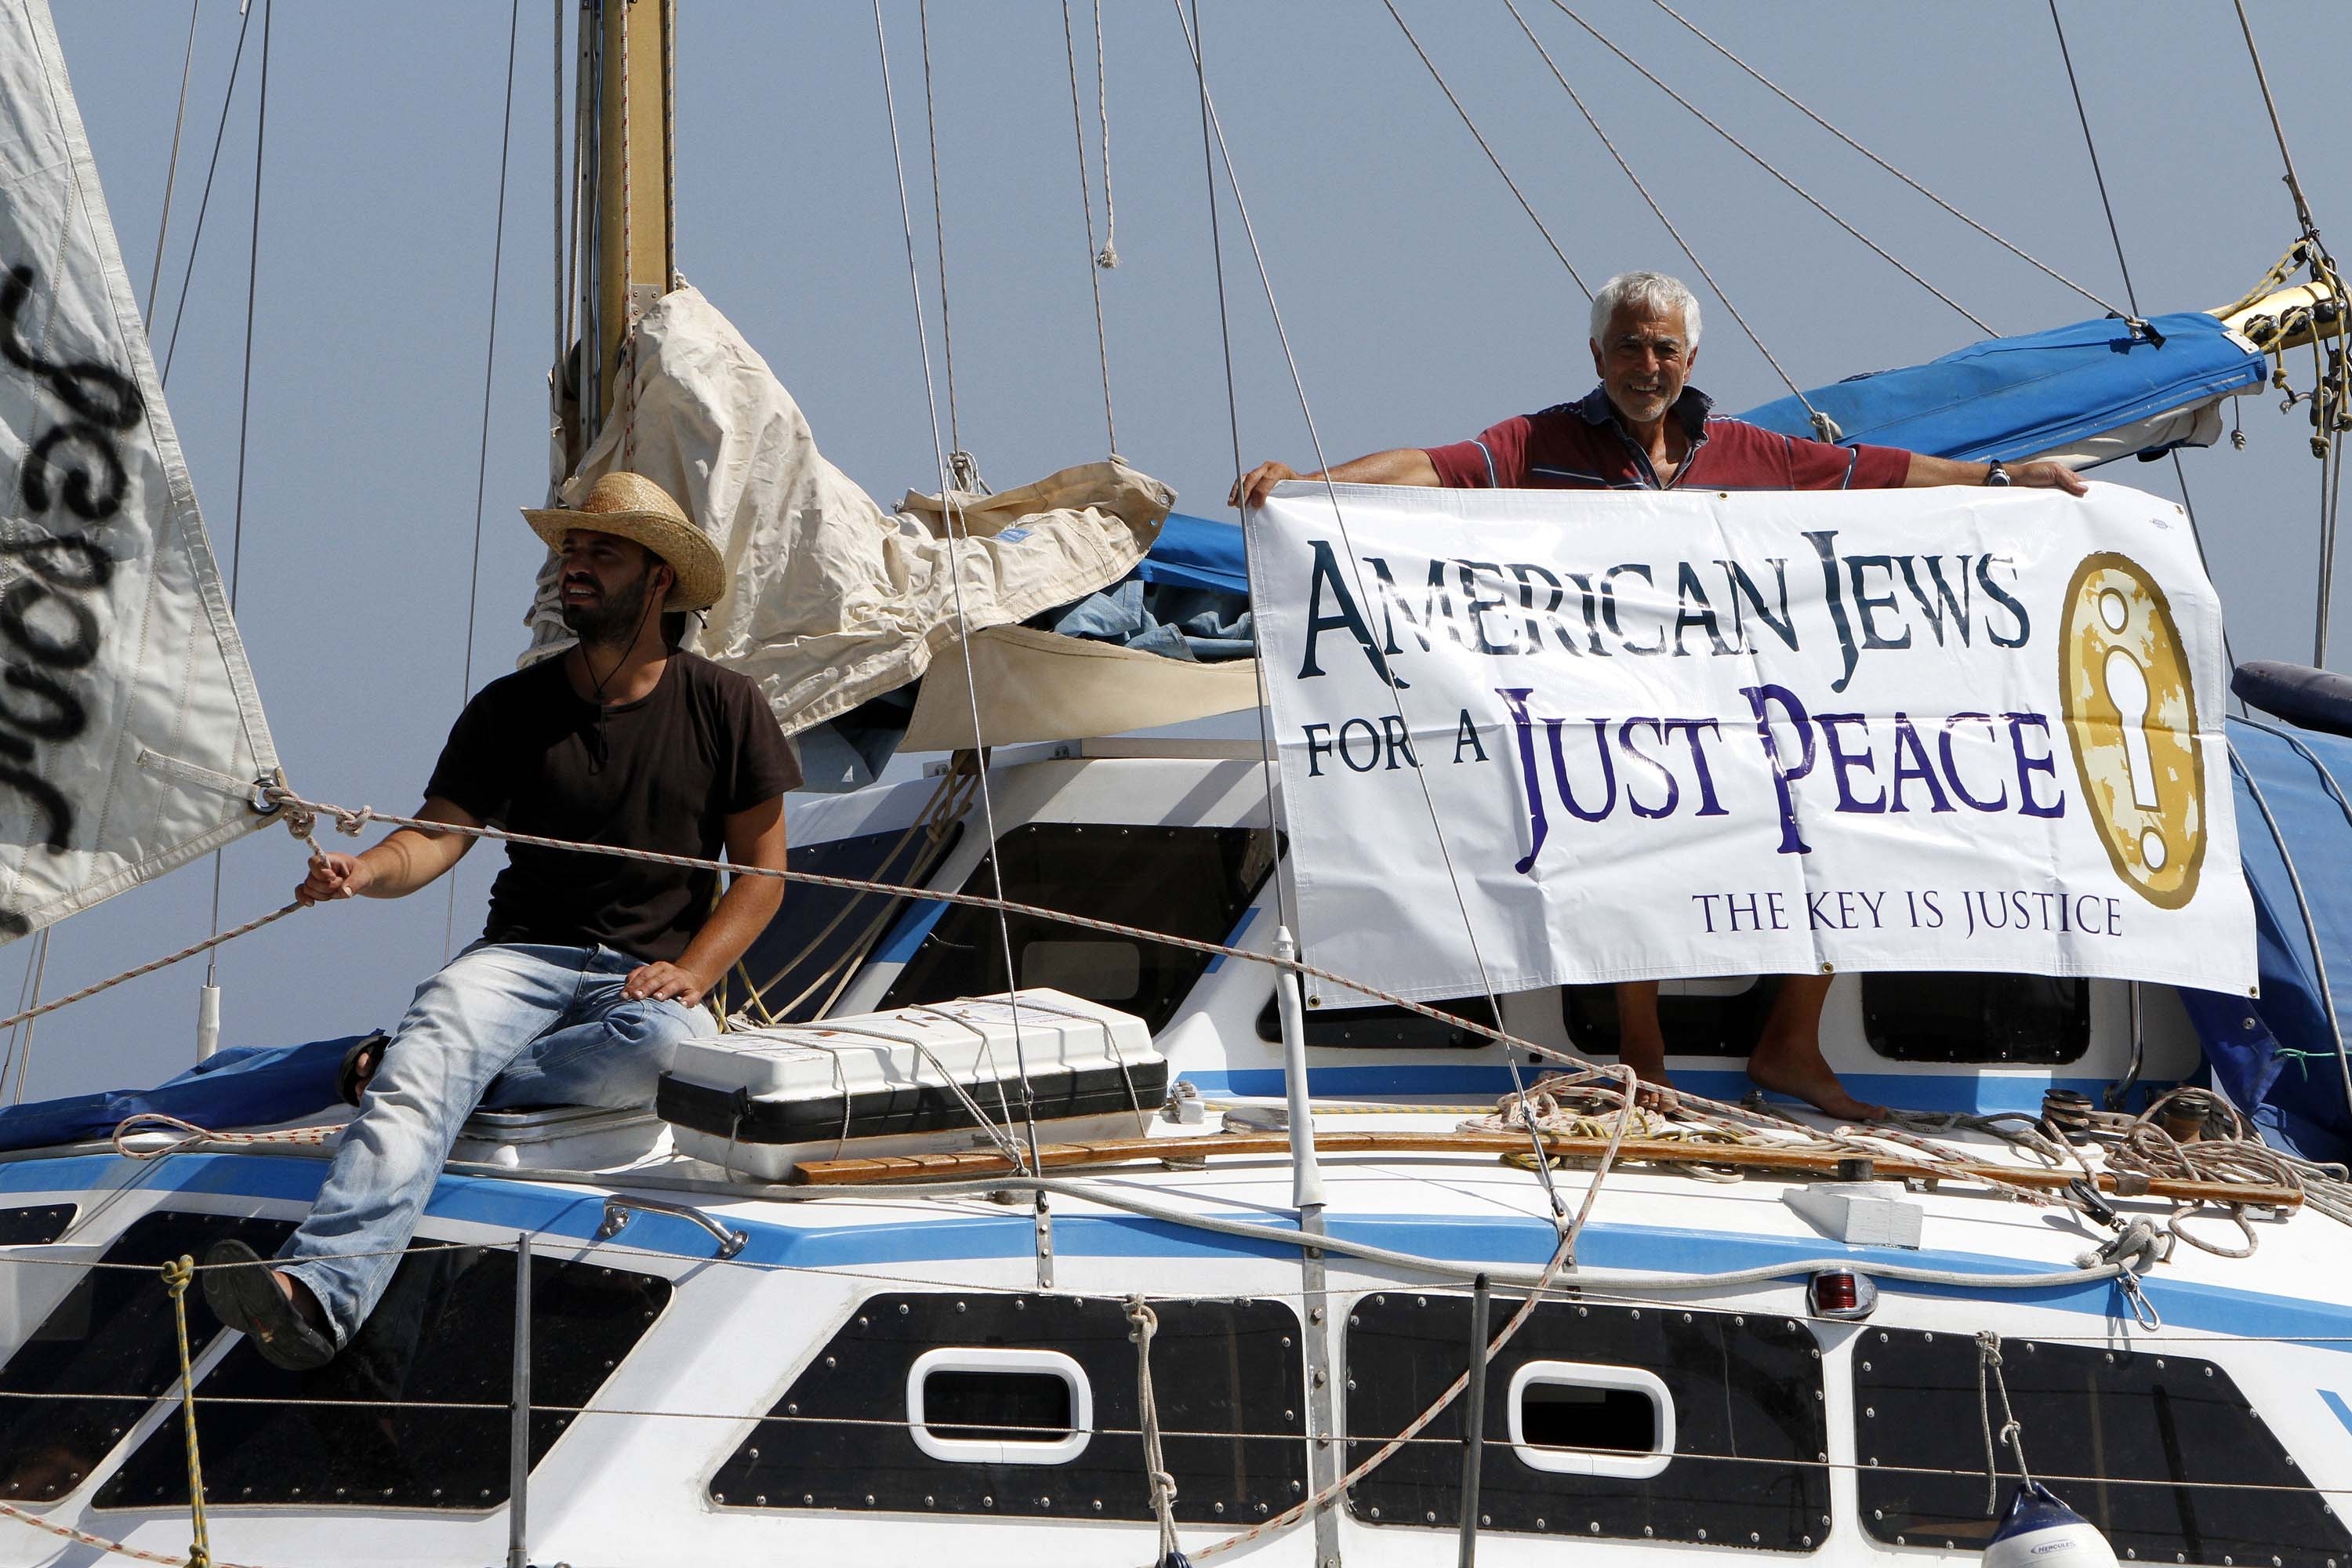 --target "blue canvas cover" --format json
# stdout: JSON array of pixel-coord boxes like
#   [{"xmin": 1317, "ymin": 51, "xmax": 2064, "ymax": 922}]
[
  {"xmin": 2175, "ymin": 719, "xmax": 2352, "ymax": 1165},
  {"xmin": 0, "ymin": 1034, "xmax": 356, "ymax": 1153},
  {"xmin": 1138, "ymin": 511, "xmax": 1248, "ymax": 595},
  {"xmin": 1739, "ymin": 310, "xmax": 2264, "ymax": 463}
]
